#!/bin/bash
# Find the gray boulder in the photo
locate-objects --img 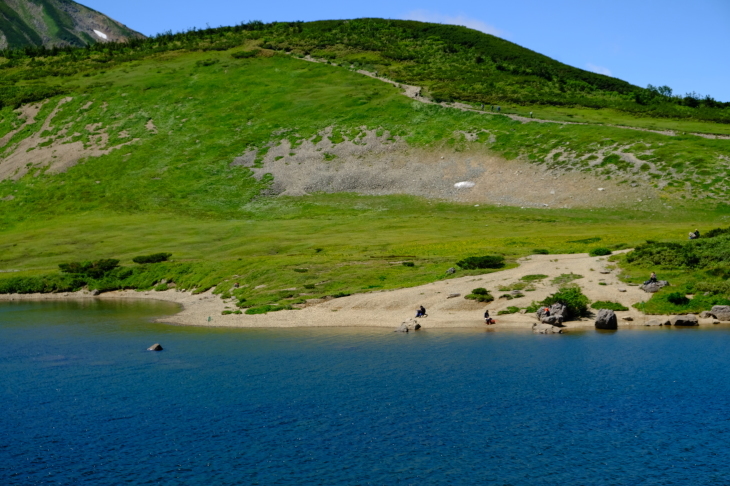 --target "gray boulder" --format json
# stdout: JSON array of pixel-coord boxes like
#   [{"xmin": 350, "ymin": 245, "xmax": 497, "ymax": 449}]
[
  {"xmin": 670, "ymin": 315, "xmax": 699, "ymax": 326},
  {"xmin": 532, "ymin": 323, "xmax": 563, "ymax": 334},
  {"xmin": 537, "ymin": 303, "xmax": 568, "ymax": 323},
  {"xmin": 147, "ymin": 343, "xmax": 163, "ymax": 351},
  {"xmin": 446, "ymin": 267, "xmax": 456, "ymax": 274},
  {"xmin": 699, "ymin": 311, "xmax": 714, "ymax": 319},
  {"xmin": 92, "ymin": 289, "xmax": 101, "ymax": 296},
  {"xmin": 595, "ymin": 309, "xmax": 617, "ymax": 330},
  {"xmin": 622, "ymin": 316, "xmax": 634, "ymax": 322},
  {"xmin": 395, "ymin": 318, "xmax": 421, "ymax": 332},
  {"xmin": 711, "ymin": 305, "xmax": 730, "ymax": 321},
  {"xmin": 640, "ymin": 280, "xmax": 669, "ymax": 293},
  {"xmin": 447, "ymin": 293, "xmax": 461, "ymax": 299},
  {"xmin": 644, "ymin": 320, "xmax": 663, "ymax": 326}
]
